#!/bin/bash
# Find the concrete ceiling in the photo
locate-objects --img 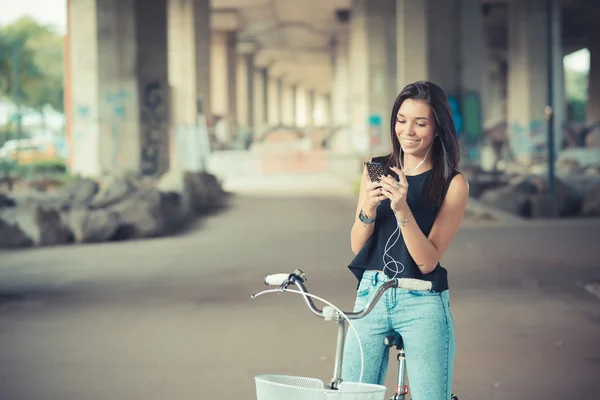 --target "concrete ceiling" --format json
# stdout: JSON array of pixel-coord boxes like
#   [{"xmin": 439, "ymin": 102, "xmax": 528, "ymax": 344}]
[
  {"xmin": 212, "ymin": 0, "xmax": 350, "ymax": 94},
  {"xmin": 212, "ymin": 0, "xmax": 596, "ymax": 94}
]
